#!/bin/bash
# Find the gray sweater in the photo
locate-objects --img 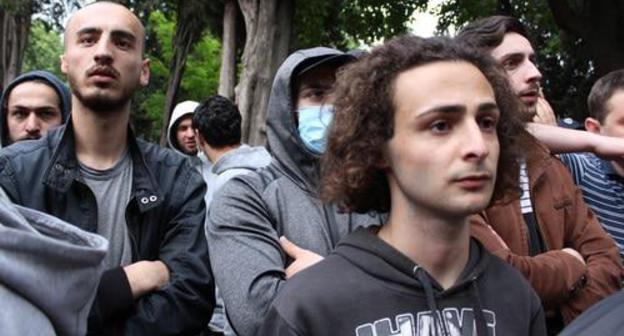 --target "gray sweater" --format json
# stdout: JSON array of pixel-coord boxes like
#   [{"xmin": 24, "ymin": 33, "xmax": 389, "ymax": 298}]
[{"xmin": 206, "ymin": 47, "xmax": 382, "ymax": 336}]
